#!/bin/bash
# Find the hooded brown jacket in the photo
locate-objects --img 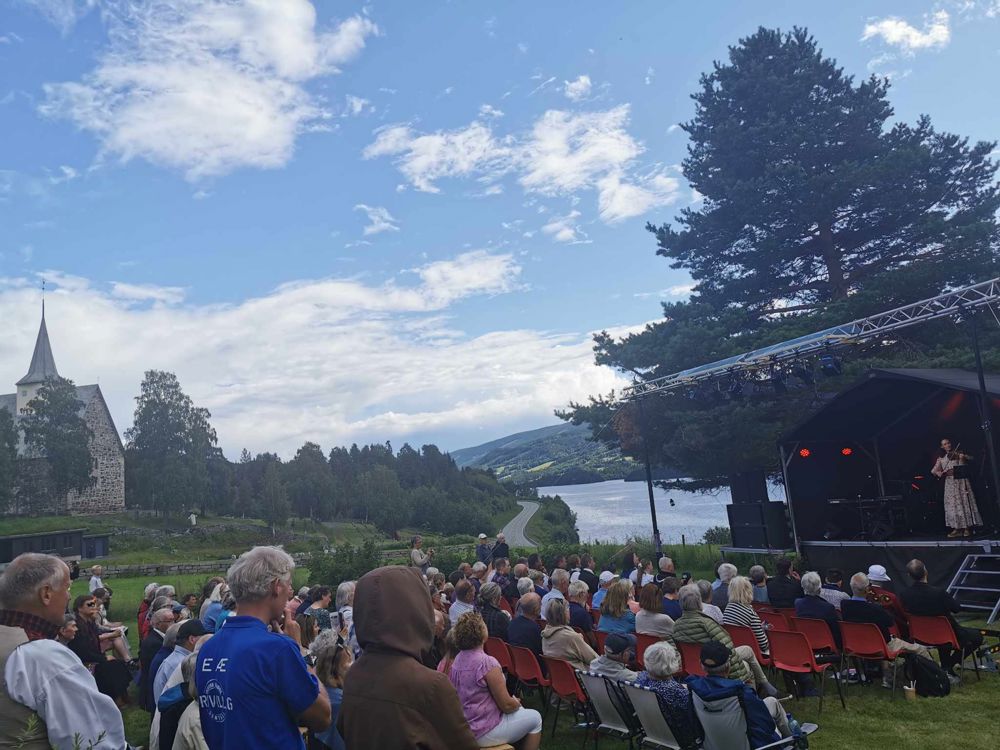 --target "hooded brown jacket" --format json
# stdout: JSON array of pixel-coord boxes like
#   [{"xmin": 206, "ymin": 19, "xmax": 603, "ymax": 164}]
[{"xmin": 338, "ymin": 566, "xmax": 479, "ymax": 750}]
